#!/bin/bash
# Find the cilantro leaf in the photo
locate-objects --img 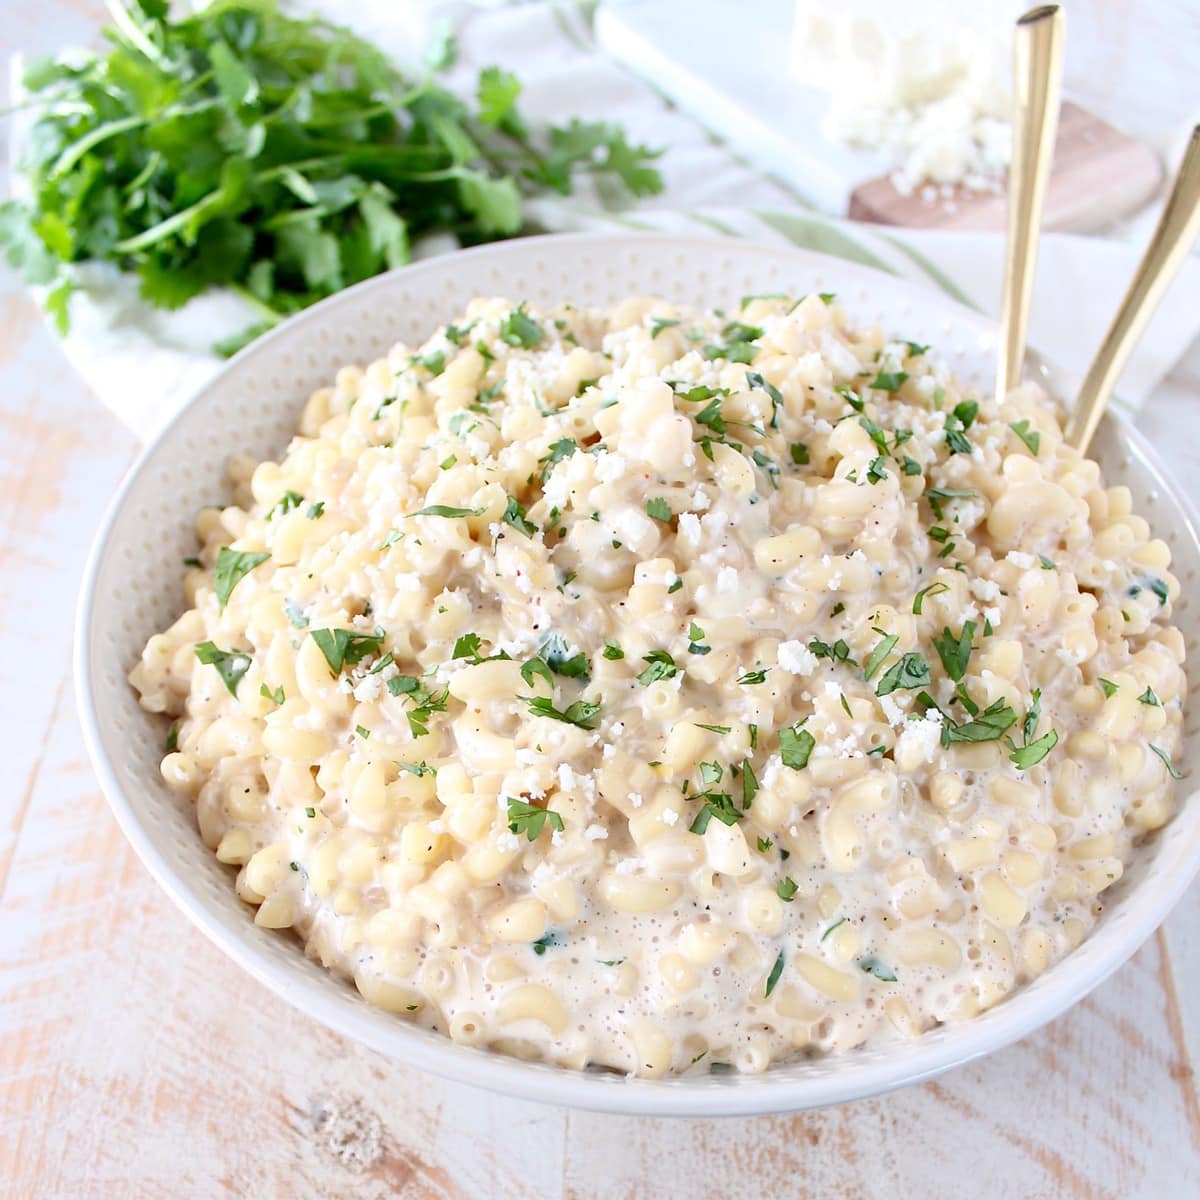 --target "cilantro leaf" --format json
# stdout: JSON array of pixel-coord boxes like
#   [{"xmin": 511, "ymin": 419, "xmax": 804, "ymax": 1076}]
[
  {"xmin": 506, "ymin": 797, "xmax": 564, "ymax": 842},
  {"xmin": 502, "ymin": 495, "xmax": 537, "ymax": 538},
  {"xmin": 410, "ymin": 504, "xmax": 484, "ymax": 518},
  {"xmin": 1009, "ymin": 419, "xmax": 1040, "ymax": 455},
  {"xmin": 499, "ymin": 304, "xmax": 543, "ymax": 349},
  {"xmin": 875, "ymin": 652, "xmax": 931, "ymax": 697},
  {"xmin": 311, "ymin": 629, "xmax": 385, "ymax": 674},
  {"xmin": 521, "ymin": 696, "xmax": 601, "ymax": 729},
  {"xmin": 213, "ymin": 547, "xmax": 269, "ymax": 611},
  {"xmin": 637, "ymin": 650, "xmax": 677, "ymax": 685},
  {"xmin": 194, "ymin": 641, "xmax": 251, "ymax": 696},
  {"xmin": 646, "ymin": 497, "xmax": 672, "ymax": 522},
  {"xmin": 779, "ymin": 725, "xmax": 815, "ymax": 770}
]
